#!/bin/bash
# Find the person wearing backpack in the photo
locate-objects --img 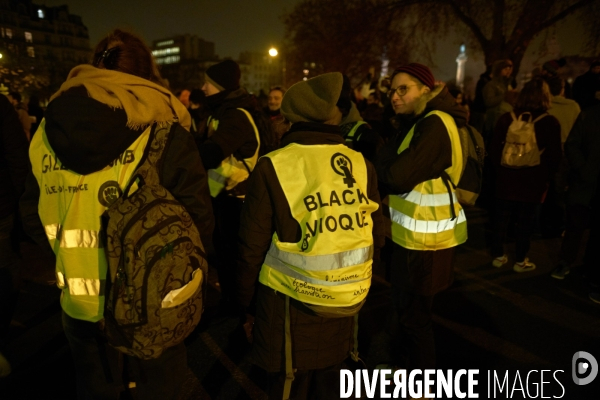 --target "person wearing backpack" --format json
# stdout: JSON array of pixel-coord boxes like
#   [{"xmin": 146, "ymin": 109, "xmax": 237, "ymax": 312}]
[
  {"xmin": 199, "ymin": 60, "xmax": 262, "ymax": 312},
  {"xmin": 338, "ymin": 75, "xmax": 383, "ymax": 163},
  {"xmin": 375, "ymin": 63, "xmax": 467, "ymax": 376},
  {"xmin": 236, "ymin": 72, "xmax": 384, "ymax": 399},
  {"xmin": 489, "ymin": 77, "xmax": 562, "ymax": 273},
  {"xmin": 19, "ymin": 29, "xmax": 214, "ymax": 399}
]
